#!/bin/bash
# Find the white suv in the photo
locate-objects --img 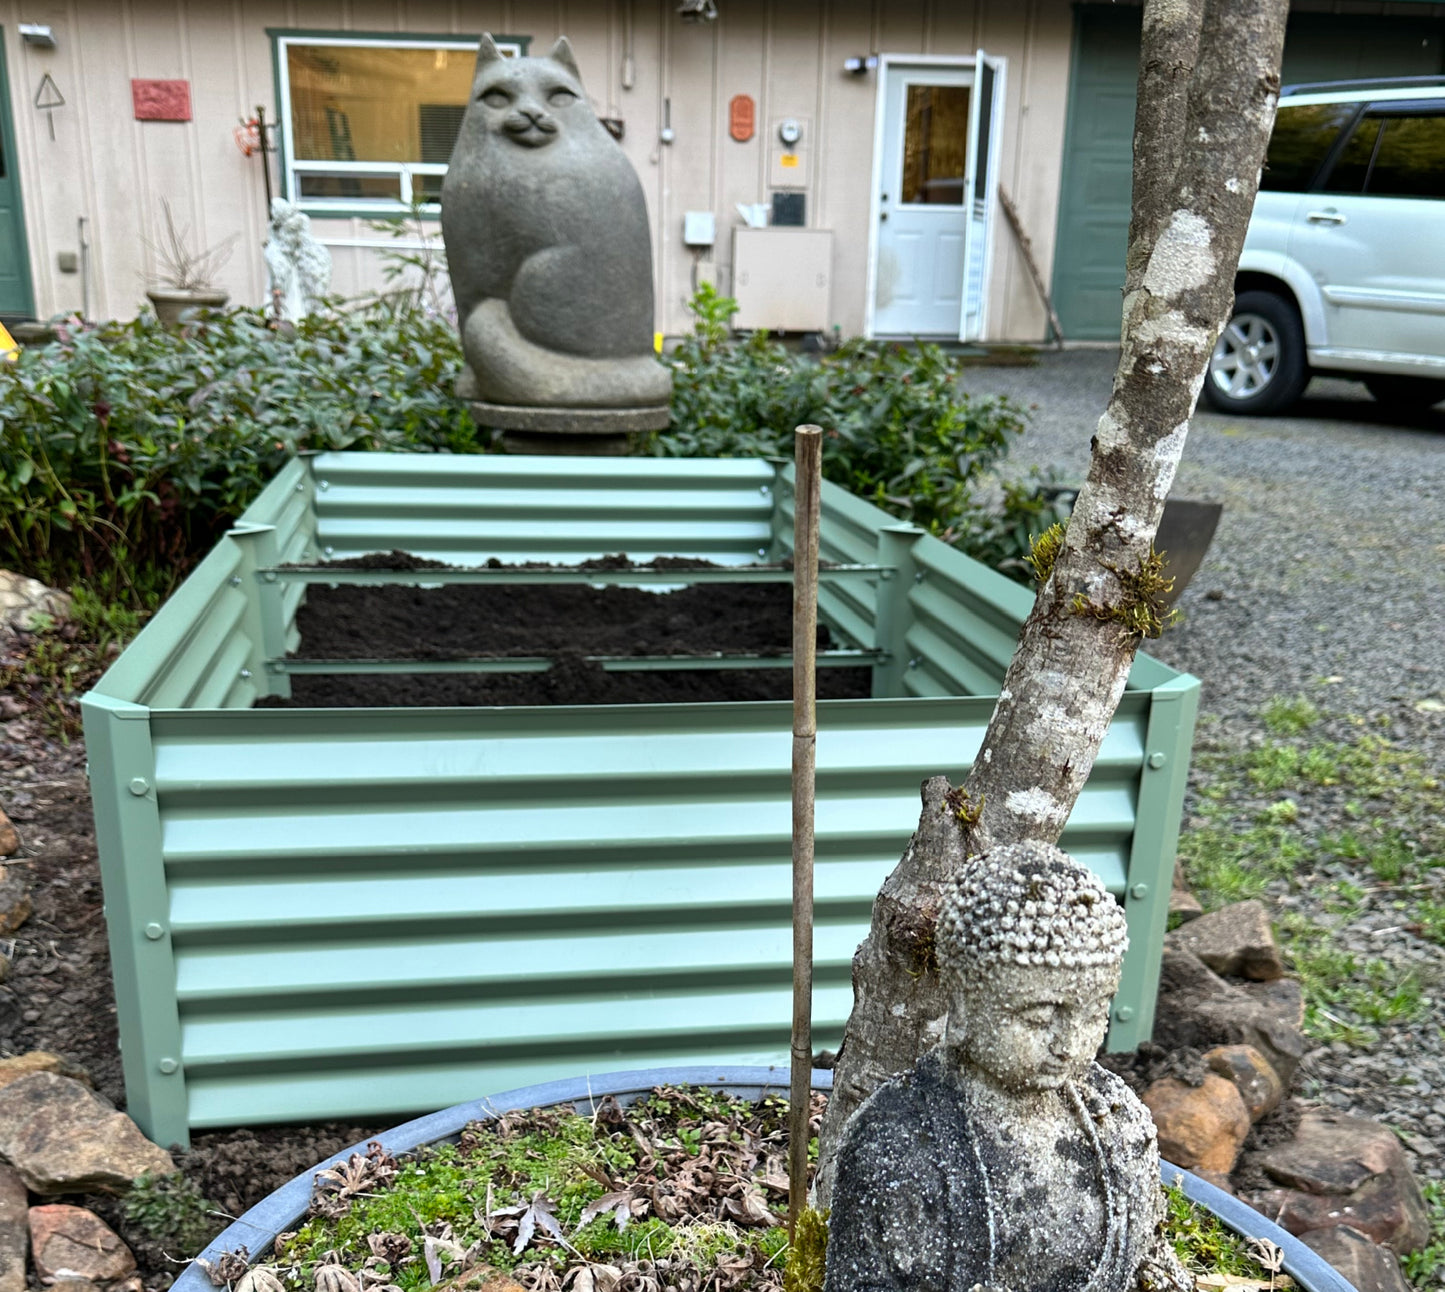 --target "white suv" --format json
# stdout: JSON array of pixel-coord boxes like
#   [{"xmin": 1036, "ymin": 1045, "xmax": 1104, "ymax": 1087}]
[{"xmin": 1204, "ymin": 77, "xmax": 1445, "ymax": 415}]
